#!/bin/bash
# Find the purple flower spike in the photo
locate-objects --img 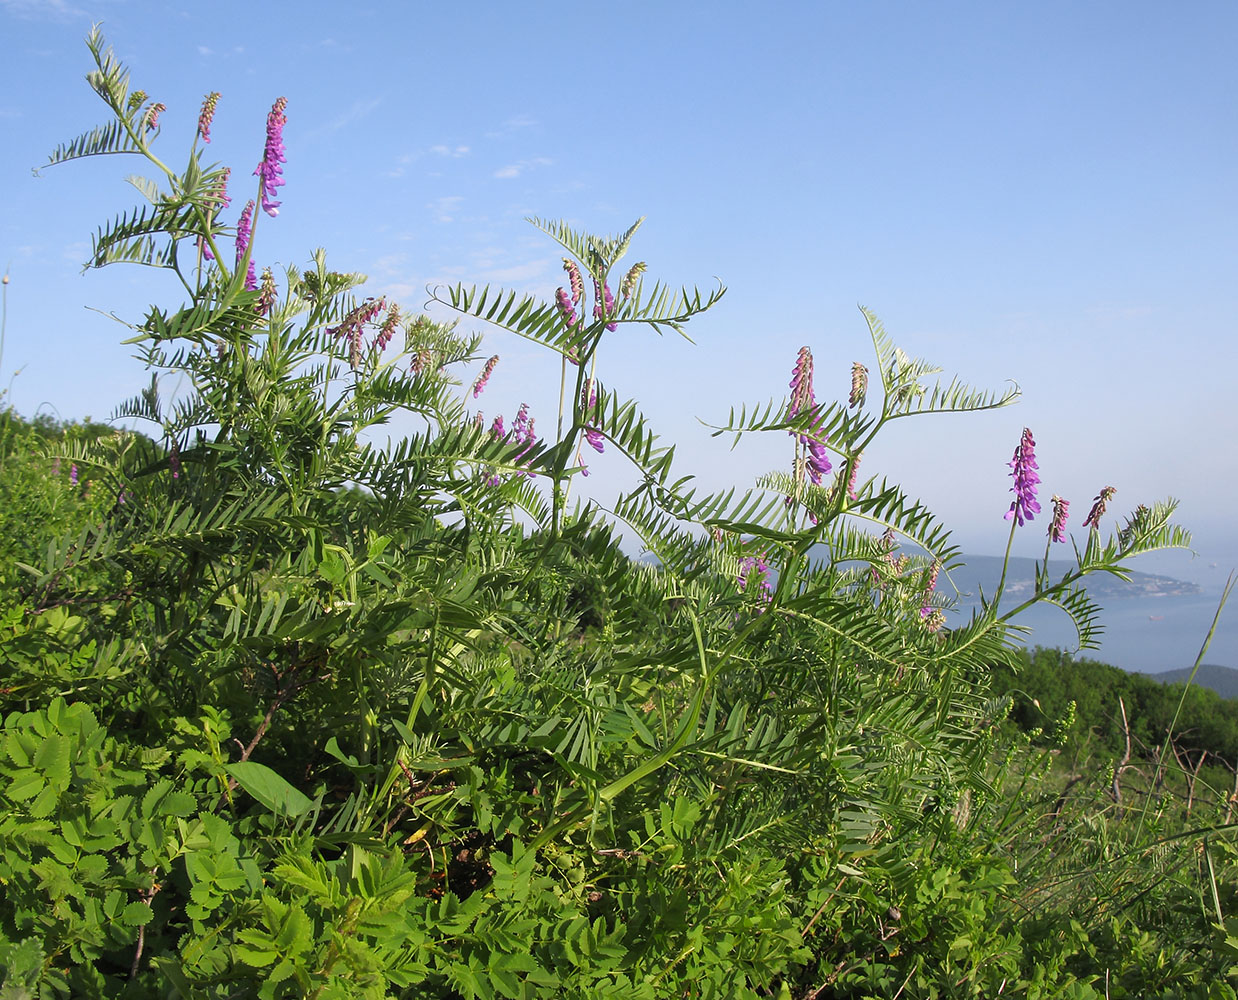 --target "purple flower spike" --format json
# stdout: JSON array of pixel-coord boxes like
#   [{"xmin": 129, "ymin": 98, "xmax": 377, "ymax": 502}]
[
  {"xmin": 789, "ymin": 347, "xmax": 815, "ymax": 418},
  {"xmin": 1049, "ymin": 495, "xmax": 1070, "ymax": 542},
  {"xmin": 738, "ymin": 555, "xmax": 773, "ymax": 604},
  {"xmin": 235, "ymin": 200, "xmax": 258, "ymax": 291},
  {"xmin": 846, "ymin": 453, "xmax": 862, "ymax": 500},
  {"xmin": 472, "ymin": 355, "xmax": 499, "ymax": 397},
  {"xmin": 563, "ymin": 258, "xmax": 584, "ymax": 304},
  {"xmin": 144, "ymin": 102, "xmax": 166, "ymax": 132},
  {"xmin": 593, "ymin": 279, "xmax": 617, "ymax": 332},
  {"xmin": 1004, "ymin": 427, "xmax": 1041, "ymax": 526},
  {"xmin": 374, "ymin": 302, "xmax": 401, "ymax": 353},
  {"xmin": 555, "ymin": 287, "xmax": 578, "ymax": 328},
  {"xmin": 254, "ymin": 96, "xmax": 287, "ymax": 217},
  {"xmin": 512, "ymin": 403, "xmax": 529, "ymax": 443},
  {"xmin": 1082, "ymin": 486, "xmax": 1116, "ymax": 530},
  {"xmin": 69, "ymin": 463, "xmax": 78, "ymax": 485},
  {"xmin": 213, "ymin": 167, "xmax": 232, "ymax": 211},
  {"xmin": 804, "ymin": 436, "xmax": 831, "ymax": 485},
  {"xmin": 585, "ymin": 427, "xmax": 605, "ymax": 453},
  {"xmin": 198, "ymin": 92, "xmax": 220, "ymax": 144},
  {"xmin": 849, "ymin": 362, "xmax": 868, "ymax": 408}
]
